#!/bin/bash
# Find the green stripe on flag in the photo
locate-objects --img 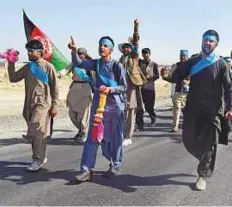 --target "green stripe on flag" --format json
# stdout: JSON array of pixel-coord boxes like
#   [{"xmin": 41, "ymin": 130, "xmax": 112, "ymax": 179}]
[{"xmin": 51, "ymin": 46, "xmax": 69, "ymax": 71}]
